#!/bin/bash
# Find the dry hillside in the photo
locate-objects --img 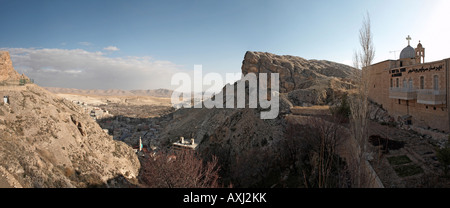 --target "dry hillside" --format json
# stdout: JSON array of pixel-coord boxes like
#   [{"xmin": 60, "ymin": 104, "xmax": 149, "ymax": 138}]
[
  {"xmin": 157, "ymin": 51, "xmax": 357, "ymax": 186},
  {"xmin": 160, "ymin": 51, "xmax": 357, "ymax": 146},
  {"xmin": 0, "ymin": 51, "xmax": 140, "ymax": 188}
]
